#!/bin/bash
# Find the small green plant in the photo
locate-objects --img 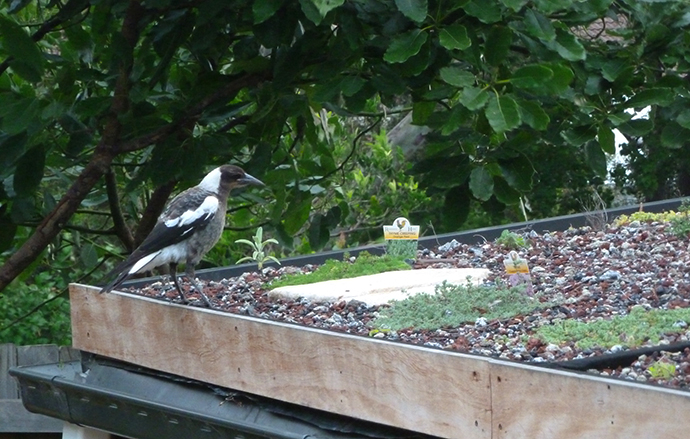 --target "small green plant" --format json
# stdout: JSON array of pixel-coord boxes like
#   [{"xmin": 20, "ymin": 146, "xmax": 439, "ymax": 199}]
[
  {"xmin": 235, "ymin": 227, "xmax": 281, "ymax": 270},
  {"xmin": 669, "ymin": 199, "xmax": 690, "ymax": 238},
  {"xmin": 372, "ymin": 280, "xmax": 550, "ymax": 331},
  {"xmin": 495, "ymin": 230, "xmax": 528, "ymax": 249},
  {"xmin": 648, "ymin": 360, "xmax": 676, "ymax": 380},
  {"xmin": 386, "ymin": 239, "xmax": 418, "ymax": 259},
  {"xmin": 537, "ymin": 305, "xmax": 690, "ymax": 349},
  {"xmin": 270, "ymin": 251, "xmax": 410, "ymax": 288}
]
